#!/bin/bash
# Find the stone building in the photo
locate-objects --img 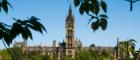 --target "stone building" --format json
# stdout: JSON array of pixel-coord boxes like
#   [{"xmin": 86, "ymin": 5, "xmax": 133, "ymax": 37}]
[
  {"xmin": 14, "ymin": 6, "xmax": 140, "ymax": 60},
  {"xmin": 14, "ymin": 6, "xmax": 82, "ymax": 60}
]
